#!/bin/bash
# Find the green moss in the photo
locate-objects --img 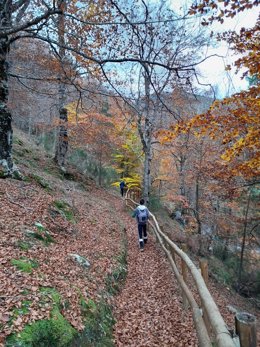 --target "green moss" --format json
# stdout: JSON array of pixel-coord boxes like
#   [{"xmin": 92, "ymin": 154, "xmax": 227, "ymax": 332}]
[
  {"xmin": 105, "ymin": 228, "xmax": 127, "ymax": 295},
  {"xmin": 26, "ymin": 223, "xmax": 55, "ymax": 246},
  {"xmin": 21, "ymin": 289, "xmax": 31, "ymax": 296},
  {"xmin": 30, "ymin": 174, "xmax": 51, "ymax": 191},
  {"xmin": 6, "ymin": 287, "xmax": 76, "ymax": 347},
  {"xmin": 13, "ymin": 138, "xmax": 24, "ymax": 146},
  {"xmin": 11, "ymin": 258, "xmax": 38, "ymax": 273},
  {"xmin": 12, "ymin": 300, "xmax": 32, "ymax": 318},
  {"xmin": 105, "ymin": 251, "xmax": 127, "ymax": 295},
  {"xmin": 6, "ymin": 307, "xmax": 77, "ymax": 347},
  {"xmin": 39, "ymin": 287, "xmax": 61, "ymax": 307},
  {"xmin": 17, "ymin": 241, "xmax": 32, "ymax": 251},
  {"xmin": 73, "ymin": 228, "xmax": 127, "ymax": 346},
  {"xmin": 0, "ymin": 170, "xmax": 7, "ymax": 178},
  {"xmin": 74, "ymin": 299, "xmax": 115, "ymax": 347},
  {"xmin": 53, "ymin": 200, "xmax": 76, "ymax": 223}
]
